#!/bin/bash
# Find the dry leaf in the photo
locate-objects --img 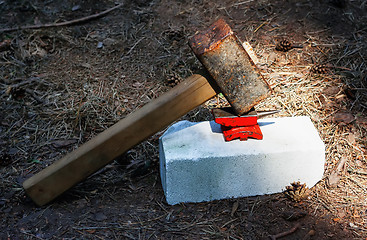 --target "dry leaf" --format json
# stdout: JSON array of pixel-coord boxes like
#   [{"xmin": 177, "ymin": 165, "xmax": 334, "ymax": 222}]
[
  {"xmin": 336, "ymin": 157, "xmax": 348, "ymax": 172},
  {"xmin": 347, "ymin": 133, "xmax": 356, "ymax": 144},
  {"xmin": 327, "ymin": 171, "xmax": 341, "ymax": 187},
  {"xmin": 327, "ymin": 157, "xmax": 347, "ymax": 187},
  {"xmin": 231, "ymin": 201, "xmax": 239, "ymax": 217},
  {"xmin": 51, "ymin": 139, "xmax": 78, "ymax": 148},
  {"xmin": 307, "ymin": 230, "xmax": 316, "ymax": 236},
  {"xmin": 323, "ymin": 86, "xmax": 340, "ymax": 96},
  {"xmin": 332, "ymin": 112, "xmax": 355, "ymax": 125},
  {"xmin": 337, "ymin": 208, "xmax": 346, "ymax": 218},
  {"xmin": 32, "ymin": 46, "xmax": 47, "ymax": 57}
]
